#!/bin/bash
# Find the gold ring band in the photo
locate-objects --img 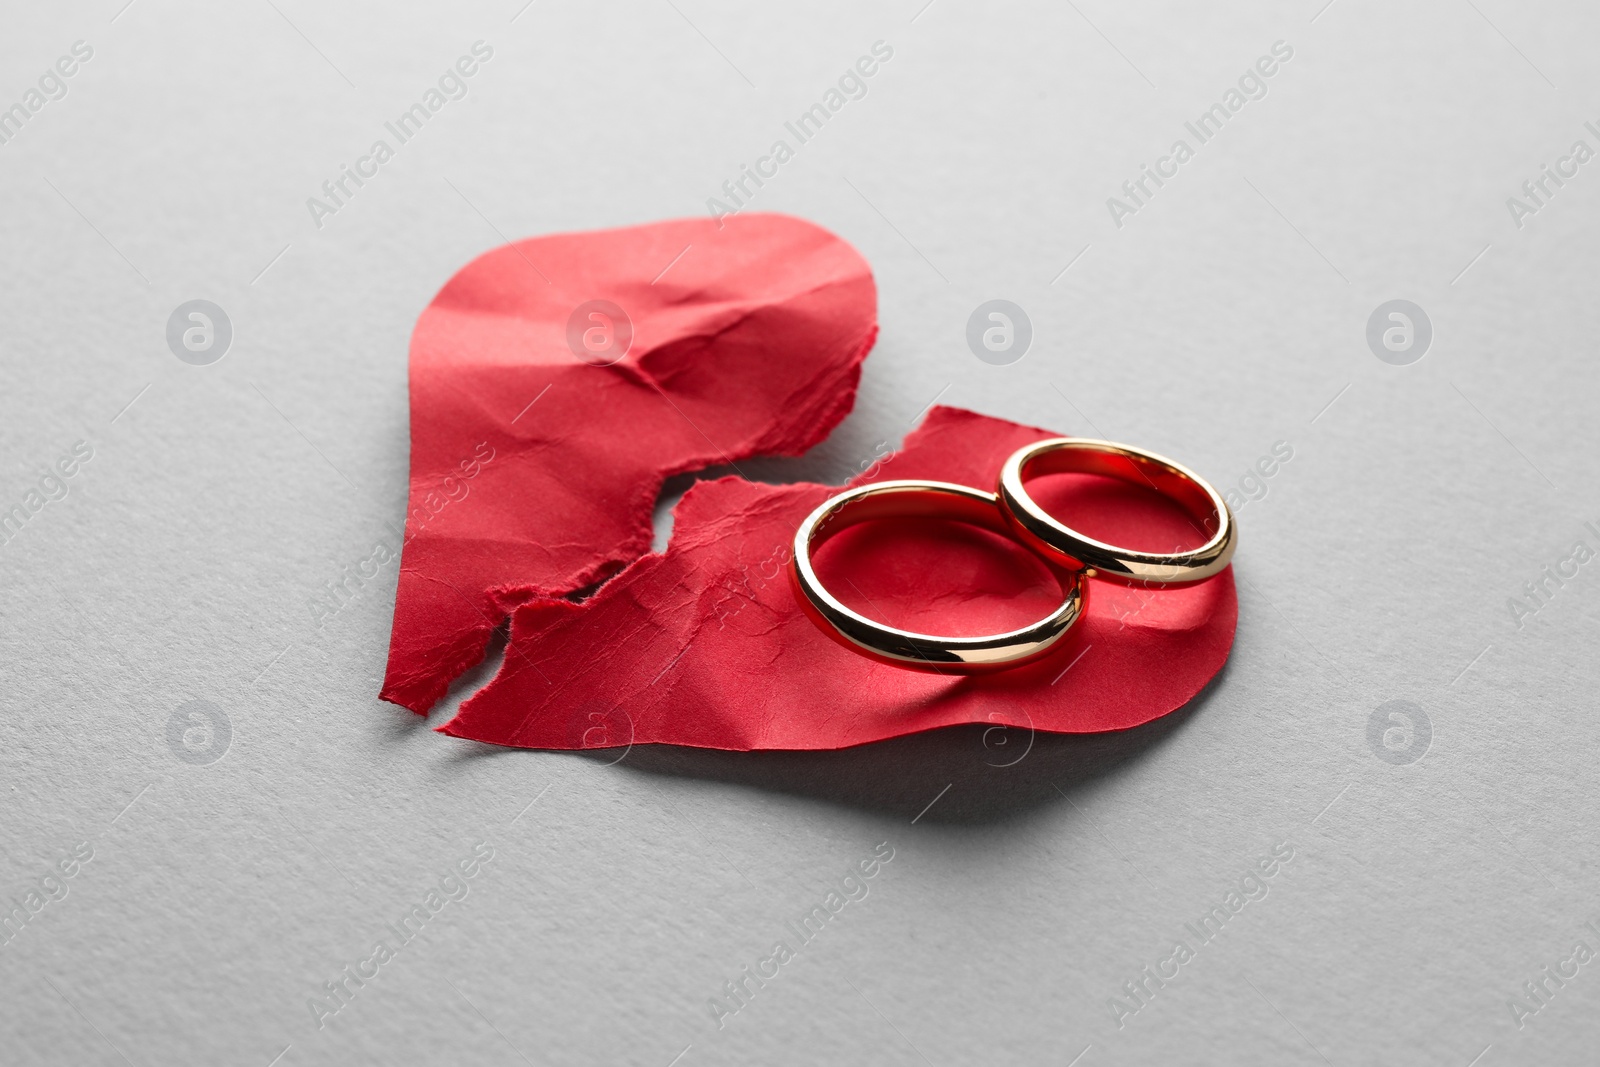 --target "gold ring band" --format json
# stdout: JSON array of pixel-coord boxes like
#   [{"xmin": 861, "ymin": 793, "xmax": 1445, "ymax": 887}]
[
  {"xmin": 790, "ymin": 480, "xmax": 1086, "ymax": 672},
  {"xmin": 998, "ymin": 438, "xmax": 1236, "ymax": 586}
]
